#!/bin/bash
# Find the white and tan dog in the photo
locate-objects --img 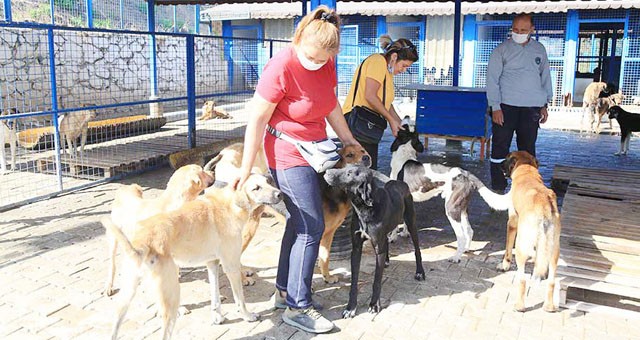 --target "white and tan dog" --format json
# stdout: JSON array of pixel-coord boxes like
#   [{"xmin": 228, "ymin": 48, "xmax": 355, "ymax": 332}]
[
  {"xmin": 199, "ymin": 100, "xmax": 230, "ymax": 120},
  {"xmin": 103, "ymin": 162, "xmax": 216, "ymax": 297},
  {"xmin": 1, "ymin": 108, "xmax": 19, "ymax": 174},
  {"xmin": 59, "ymin": 108, "xmax": 96, "ymax": 157},
  {"xmin": 104, "ymin": 170, "xmax": 282, "ymax": 339}
]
